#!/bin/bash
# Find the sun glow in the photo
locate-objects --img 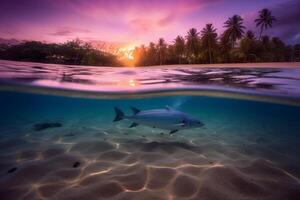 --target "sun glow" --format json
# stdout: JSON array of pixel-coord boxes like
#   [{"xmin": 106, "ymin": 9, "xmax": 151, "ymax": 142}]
[
  {"xmin": 116, "ymin": 78, "xmax": 139, "ymax": 88},
  {"xmin": 118, "ymin": 45, "xmax": 138, "ymax": 67},
  {"xmin": 129, "ymin": 79, "xmax": 136, "ymax": 87},
  {"xmin": 118, "ymin": 45, "xmax": 135, "ymax": 60}
]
